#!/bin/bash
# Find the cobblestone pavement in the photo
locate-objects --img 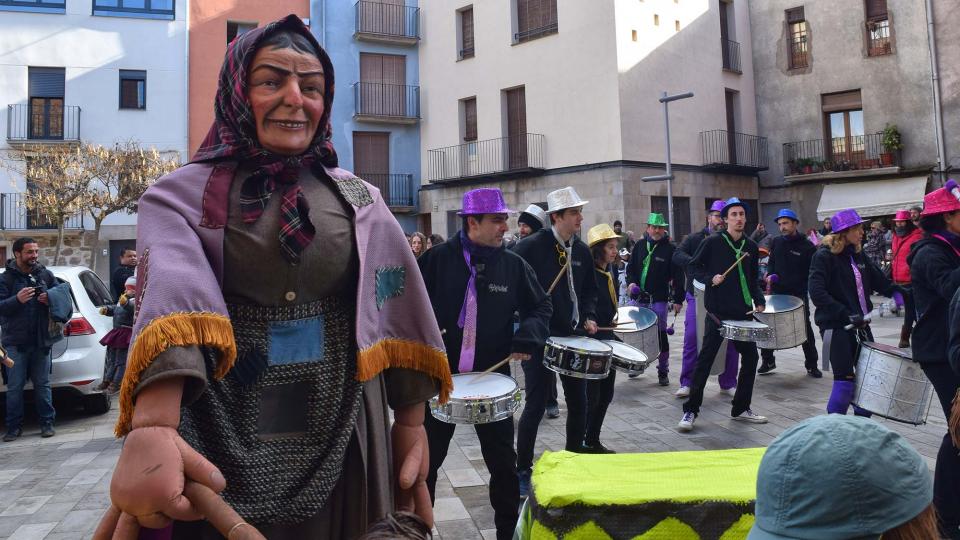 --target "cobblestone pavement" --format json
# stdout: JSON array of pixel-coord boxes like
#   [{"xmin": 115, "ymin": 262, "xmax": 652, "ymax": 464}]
[{"xmin": 0, "ymin": 298, "xmax": 948, "ymax": 539}]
